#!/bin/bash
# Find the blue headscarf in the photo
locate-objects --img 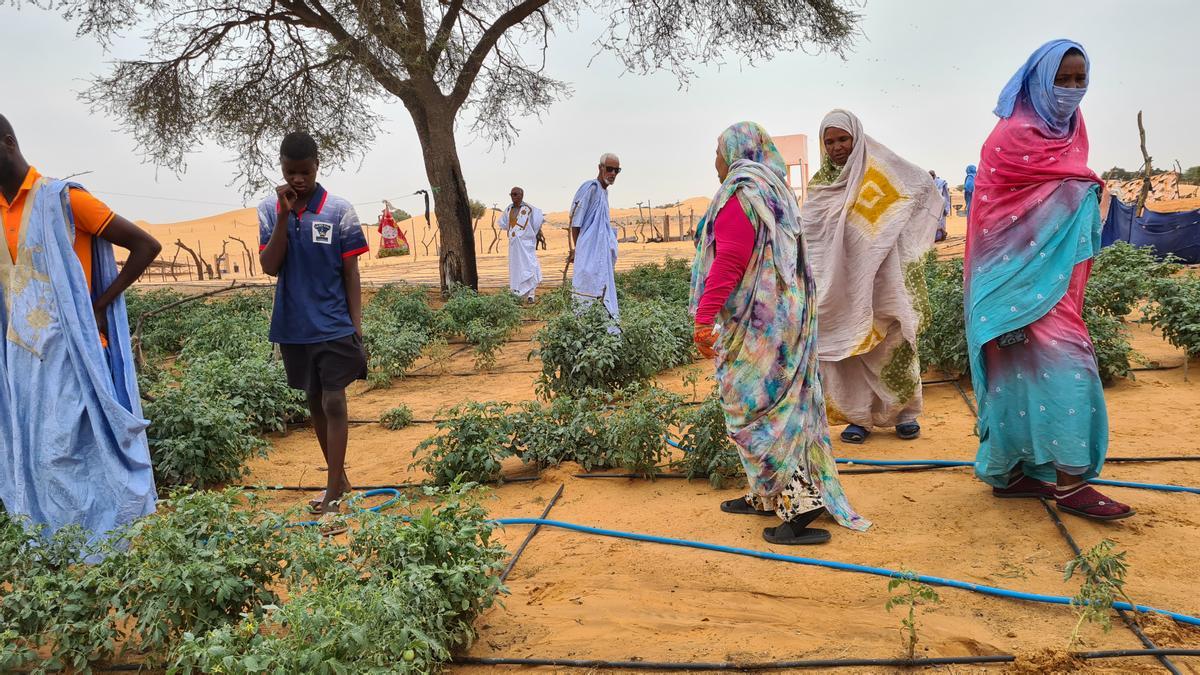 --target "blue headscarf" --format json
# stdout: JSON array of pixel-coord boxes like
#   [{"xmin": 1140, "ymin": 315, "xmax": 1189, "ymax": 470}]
[{"xmin": 994, "ymin": 39, "xmax": 1089, "ymax": 137}]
